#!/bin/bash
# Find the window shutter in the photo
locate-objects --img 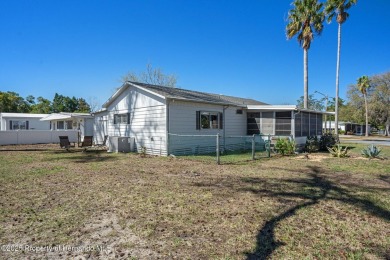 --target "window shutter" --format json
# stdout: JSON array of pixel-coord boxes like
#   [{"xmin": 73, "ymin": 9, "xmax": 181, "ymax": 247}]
[
  {"xmin": 26, "ymin": 121, "xmax": 29, "ymax": 130},
  {"xmin": 9, "ymin": 120, "xmax": 13, "ymax": 130},
  {"xmin": 127, "ymin": 113, "xmax": 130, "ymax": 124},
  {"xmin": 114, "ymin": 114, "xmax": 117, "ymax": 124},
  {"xmin": 196, "ymin": 111, "xmax": 200, "ymax": 130},
  {"xmin": 219, "ymin": 113, "xmax": 223, "ymax": 129}
]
